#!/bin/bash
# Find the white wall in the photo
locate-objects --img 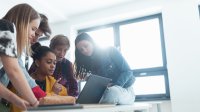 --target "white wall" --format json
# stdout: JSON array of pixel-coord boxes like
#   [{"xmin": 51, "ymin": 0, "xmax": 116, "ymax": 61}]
[
  {"xmin": 50, "ymin": 21, "xmax": 70, "ymax": 36},
  {"xmin": 150, "ymin": 101, "xmax": 172, "ymax": 112},
  {"xmin": 163, "ymin": 0, "xmax": 200, "ymax": 112},
  {"xmin": 49, "ymin": 21, "xmax": 73, "ymax": 60},
  {"xmin": 134, "ymin": 101, "xmax": 172, "ymax": 112},
  {"xmin": 51, "ymin": 0, "xmax": 200, "ymax": 112}
]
